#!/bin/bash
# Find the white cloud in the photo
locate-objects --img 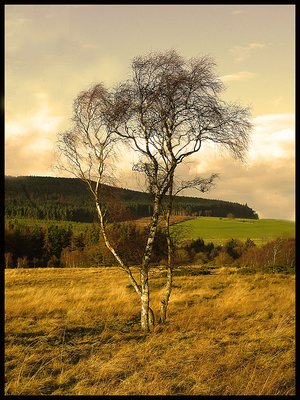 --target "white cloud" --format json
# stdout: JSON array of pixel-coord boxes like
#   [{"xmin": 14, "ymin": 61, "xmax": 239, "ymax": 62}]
[
  {"xmin": 230, "ymin": 42, "xmax": 266, "ymax": 62},
  {"xmin": 5, "ymin": 101, "xmax": 64, "ymax": 176},
  {"xmin": 5, "ymin": 103, "xmax": 63, "ymax": 140},
  {"xmin": 248, "ymin": 113, "xmax": 295, "ymax": 162},
  {"xmin": 220, "ymin": 71, "xmax": 257, "ymax": 83}
]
